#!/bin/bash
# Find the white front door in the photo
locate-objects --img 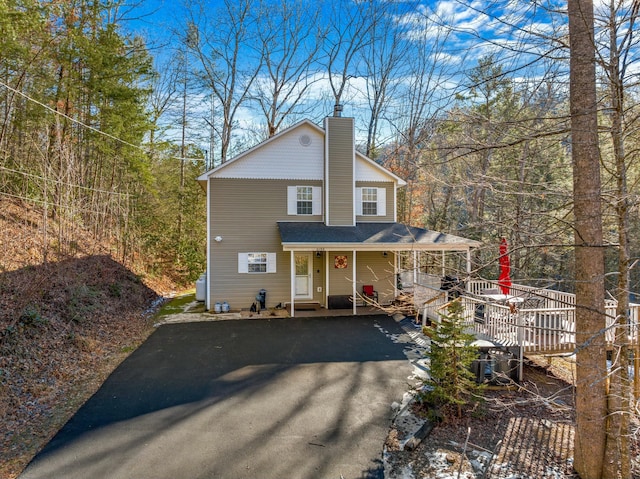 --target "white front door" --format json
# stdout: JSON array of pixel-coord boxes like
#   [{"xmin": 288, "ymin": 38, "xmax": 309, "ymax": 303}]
[{"xmin": 294, "ymin": 253, "xmax": 313, "ymax": 299}]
